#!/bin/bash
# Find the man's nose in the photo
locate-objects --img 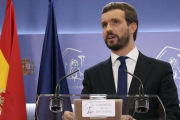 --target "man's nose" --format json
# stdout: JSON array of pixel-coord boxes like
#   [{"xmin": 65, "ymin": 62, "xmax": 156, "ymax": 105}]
[{"xmin": 106, "ymin": 24, "xmax": 113, "ymax": 33}]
